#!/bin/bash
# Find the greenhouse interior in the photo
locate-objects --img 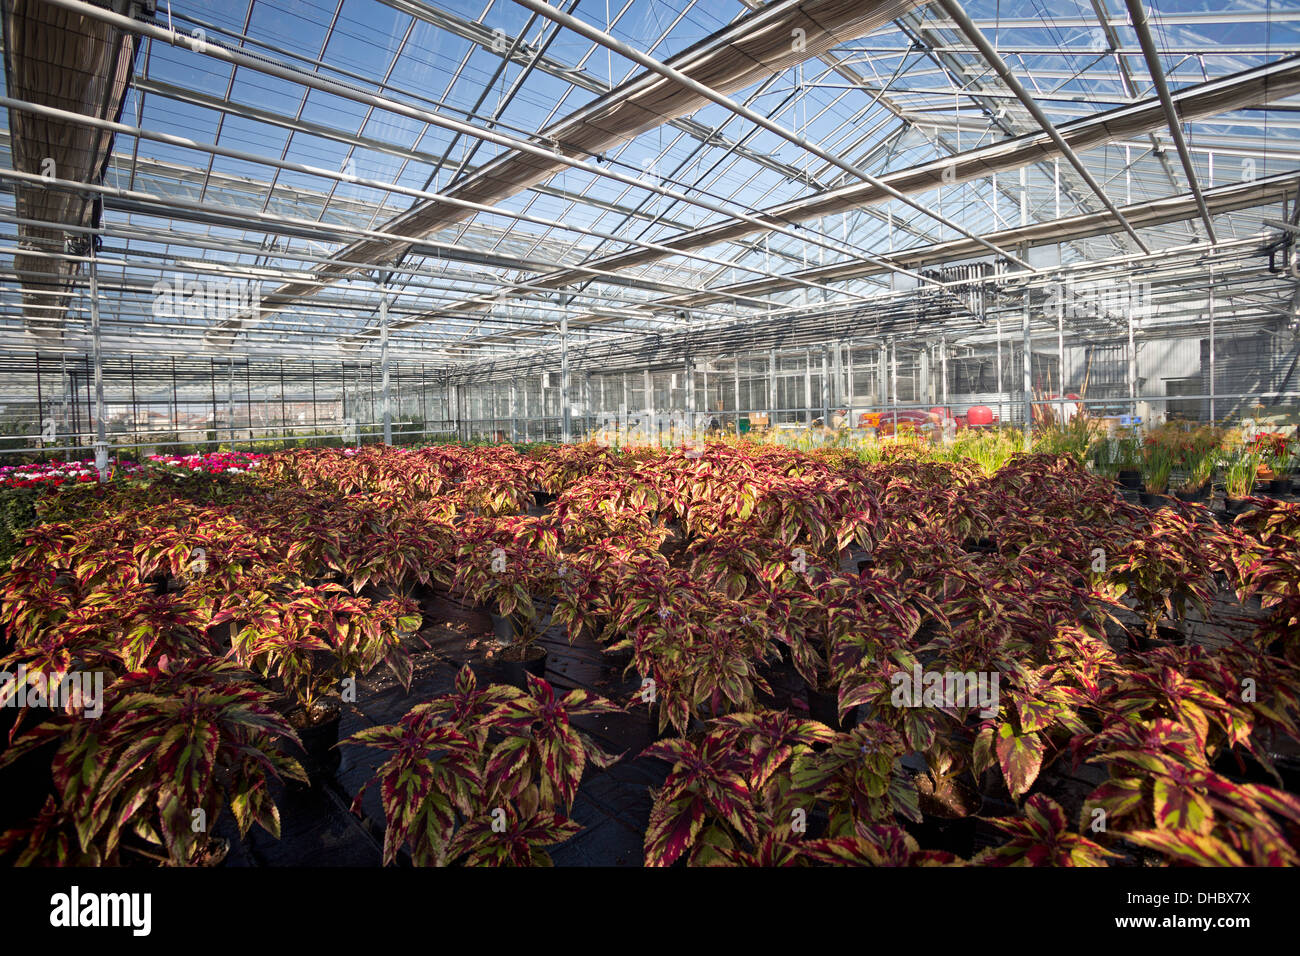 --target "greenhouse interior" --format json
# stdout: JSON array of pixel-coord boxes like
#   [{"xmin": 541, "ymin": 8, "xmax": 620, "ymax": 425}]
[{"xmin": 1, "ymin": 0, "xmax": 1299, "ymax": 877}]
